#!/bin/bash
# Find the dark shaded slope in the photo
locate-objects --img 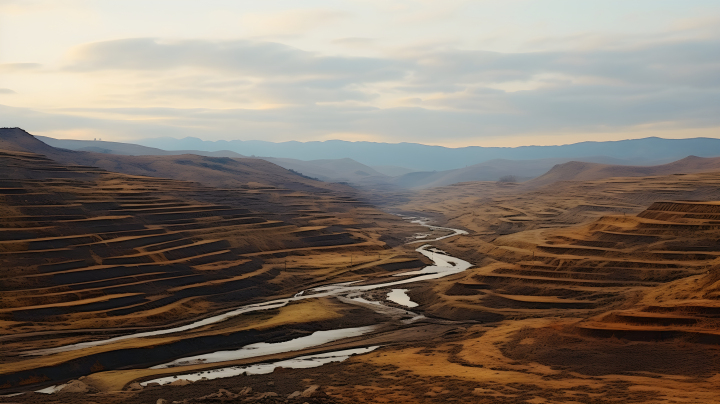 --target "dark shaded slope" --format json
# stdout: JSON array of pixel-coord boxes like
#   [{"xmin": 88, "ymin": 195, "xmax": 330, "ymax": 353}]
[{"xmin": 0, "ymin": 128, "xmax": 341, "ymax": 193}]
